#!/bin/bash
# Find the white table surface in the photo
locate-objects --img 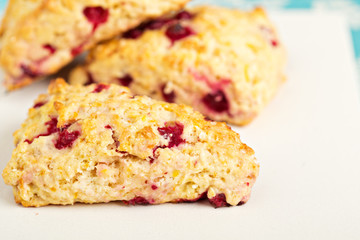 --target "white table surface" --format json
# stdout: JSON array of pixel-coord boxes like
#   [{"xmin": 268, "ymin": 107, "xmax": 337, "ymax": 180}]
[{"xmin": 0, "ymin": 11, "xmax": 359, "ymax": 240}]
